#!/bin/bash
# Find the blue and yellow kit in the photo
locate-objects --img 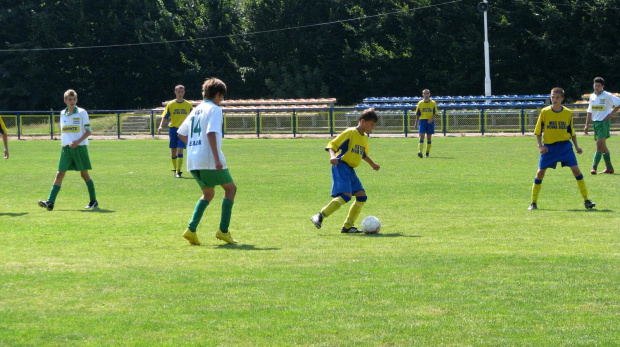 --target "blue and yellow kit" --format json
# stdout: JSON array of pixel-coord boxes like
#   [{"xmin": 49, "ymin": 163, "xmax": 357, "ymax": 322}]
[
  {"xmin": 163, "ymin": 100, "xmax": 193, "ymax": 128},
  {"xmin": 415, "ymin": 100, "xmax": 437, "ymax": 120},
  {"xmin": 534, "ymin": 106, "xmax": 575, "ymax": 145},
  {"xmin": 326, "ymin": 128, "xmax": 369, "ymax": 168}
]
